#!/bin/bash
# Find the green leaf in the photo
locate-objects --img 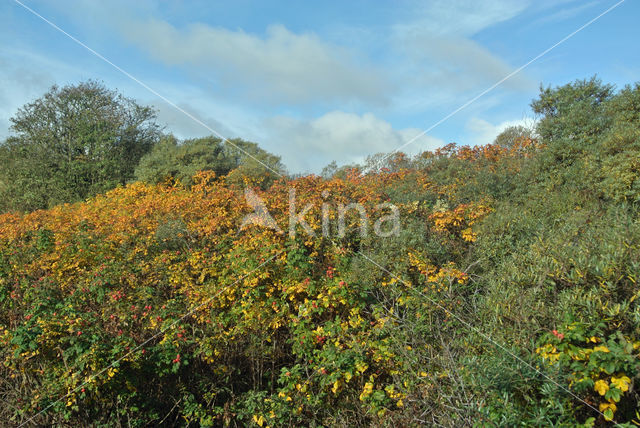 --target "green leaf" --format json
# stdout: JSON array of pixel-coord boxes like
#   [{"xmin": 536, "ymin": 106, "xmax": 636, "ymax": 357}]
[
  {"xmin": 605, "ymin": 387, "xmax": 621, "ymax": 402},
  {"xmin": 603, "ymin": 408, "xmax": 614, "ymax": 421},
  {"xmin": 603, "ymin": 361, "xmax": 616, "ymax": 375}
]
